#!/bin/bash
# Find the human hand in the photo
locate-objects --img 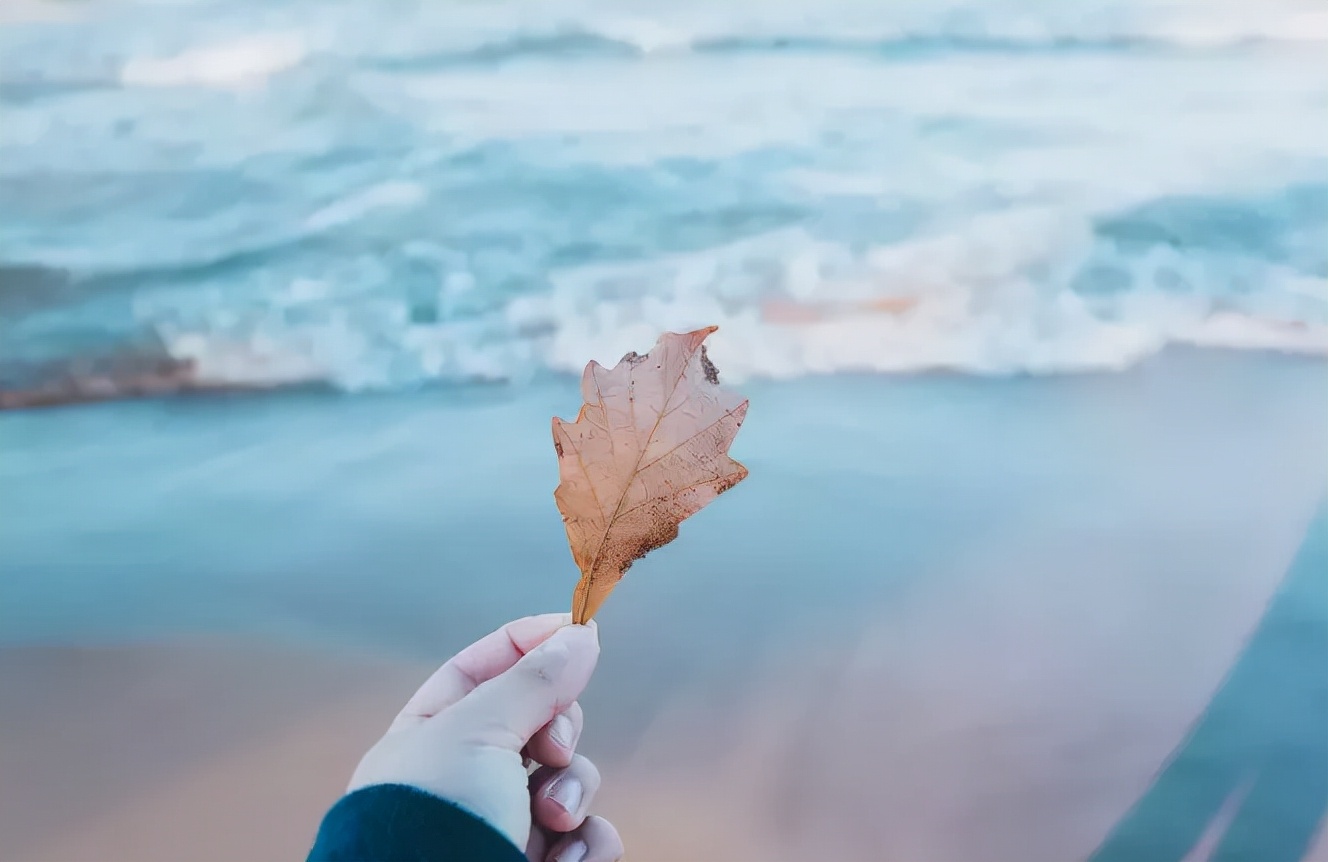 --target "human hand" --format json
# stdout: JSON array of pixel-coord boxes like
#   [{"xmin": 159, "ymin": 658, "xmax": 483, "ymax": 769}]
[{"xmin": 348, "ymin": 613, "xmax": 624, "ymax": 862}]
